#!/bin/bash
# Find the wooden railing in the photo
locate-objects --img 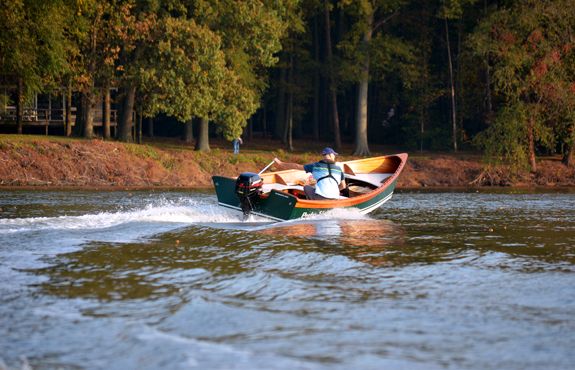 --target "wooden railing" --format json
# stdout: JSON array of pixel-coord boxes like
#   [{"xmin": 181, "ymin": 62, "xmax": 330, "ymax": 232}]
[
  {"xmin": 0, "ymin": 107, "xmax": 117, "ymax": 126},
  {"xmin": 0, "ymin": 107, "xmax": 119, "ymax": 135},
  {"xmin": 1, "ymin": 107, "xmax": 73, "ymax": 124}
]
